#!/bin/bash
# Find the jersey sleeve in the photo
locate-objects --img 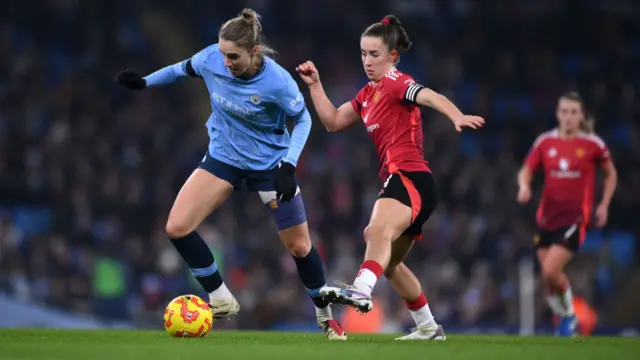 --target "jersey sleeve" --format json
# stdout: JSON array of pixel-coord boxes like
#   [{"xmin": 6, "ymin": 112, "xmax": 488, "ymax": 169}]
[
  {"xmin": 591, "ymin": 135, "xmax": 611, "ymax": 165},
  {"xmin": 188, "ymin": 43, "xmax": 218, "ymax": 77},
  {"xmin": 350, "ymin": 88, "xmax": 366, "ymax": 117},
  {"xmin": 384, "ymin": 71, "xmax": 425, "ymax": 104},
  {"xmin": 524, "ymin": 137, "xmax": 544, "ymax": 172},
  {"xmin": 275, "ymin": 72, "xmax": 305, "ymax": 120}
]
